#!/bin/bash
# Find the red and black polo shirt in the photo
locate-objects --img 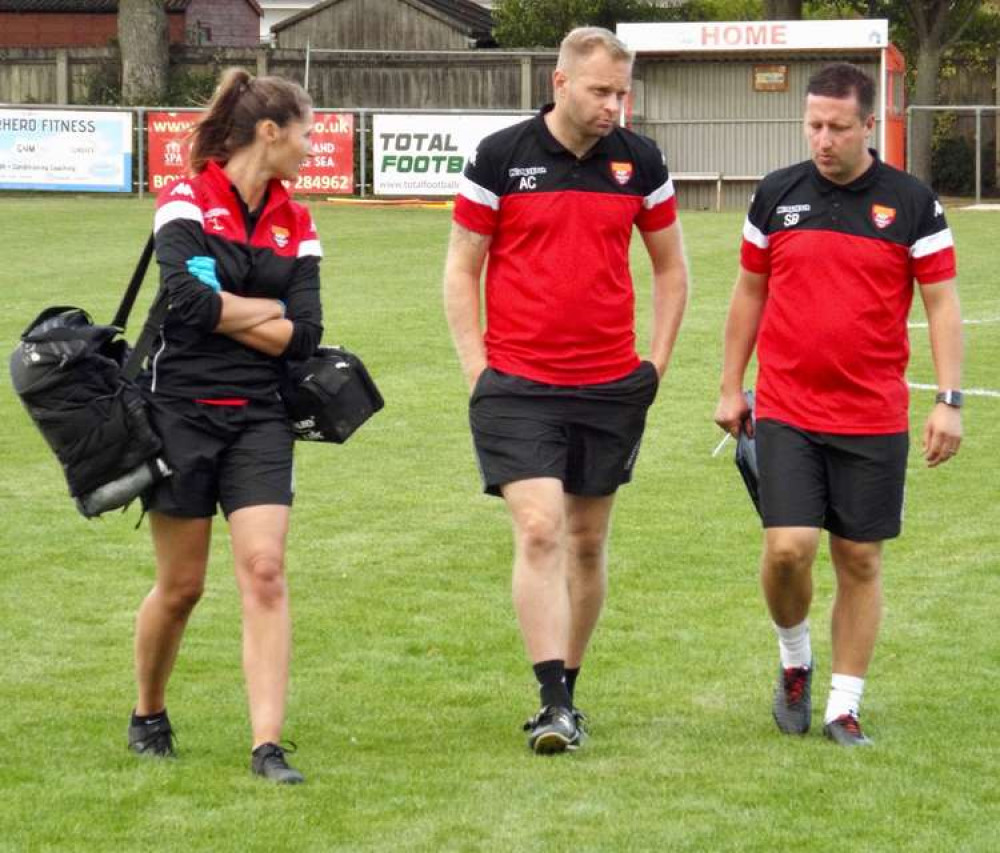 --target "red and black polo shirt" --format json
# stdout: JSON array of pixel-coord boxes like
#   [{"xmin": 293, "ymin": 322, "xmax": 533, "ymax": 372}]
[
  {"xmin": 453, "ymin": 104, "xmax": 678, "ymax": 386},
  {"xmin": 740, "ymin": 152, "xmax": 956, "ymax": 434},
  {"xmin": 150, "ymin": 160, "xmax": 323, "ymax": 401}
]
